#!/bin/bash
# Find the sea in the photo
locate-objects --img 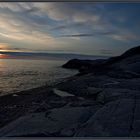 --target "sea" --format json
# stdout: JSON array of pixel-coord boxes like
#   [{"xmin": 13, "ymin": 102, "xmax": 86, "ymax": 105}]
[
  {"xmin": 0, "ymin": 59, "xmax": 78, "ymax": 96},
  {"xmin": 0, "ymin": 55, "xmax": 108, "ymax": 96}
]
